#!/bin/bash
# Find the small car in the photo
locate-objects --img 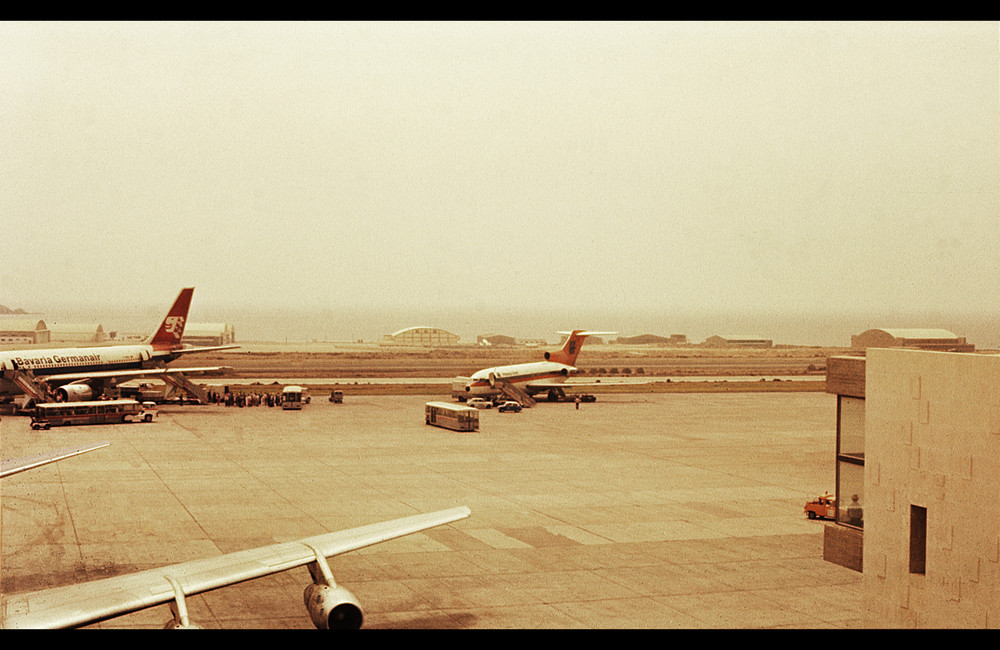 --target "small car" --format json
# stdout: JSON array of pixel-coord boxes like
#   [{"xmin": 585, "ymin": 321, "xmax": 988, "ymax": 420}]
[
  {"xmin": 466, "ymin": 398, "xmax": 494, "ymax": 409},
  {"xmin": 498, "ymin": 401, "xmax": 522, "ymax": 413}
]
